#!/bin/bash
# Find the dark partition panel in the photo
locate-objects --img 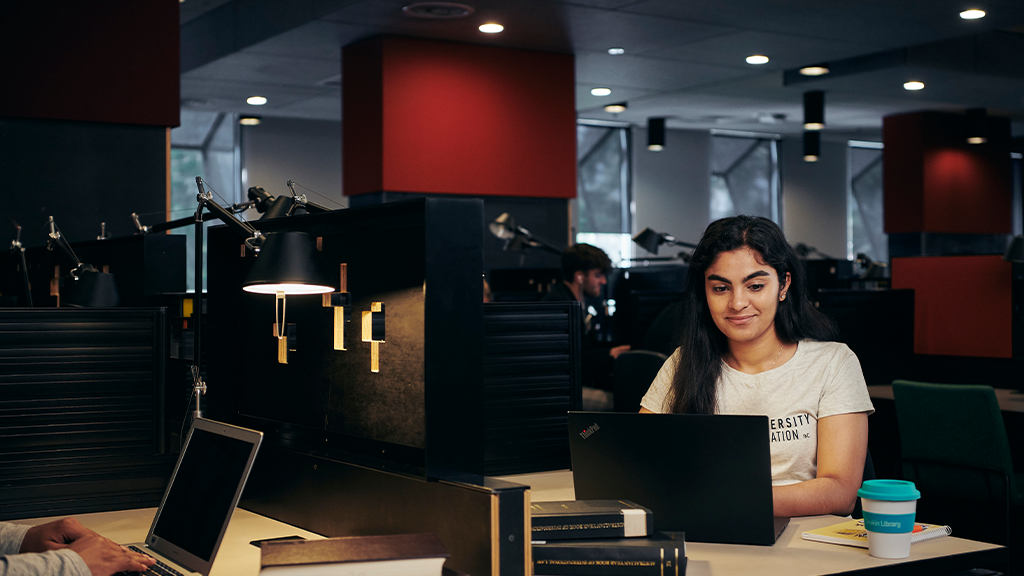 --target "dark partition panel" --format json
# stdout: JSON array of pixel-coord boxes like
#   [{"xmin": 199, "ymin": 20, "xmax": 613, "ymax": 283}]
[
  {"xmin": 483, "ymin": 301, "xmax": 582, "ymax": 475},
  {"xmin": 241, "ymin": 445, "xmax": 528, "ymax": 576},
  {"xmin": 207, "ymin": 198, "xmax": 483, "ymax": 479},
  {"xmin": 0, "ymin": 308, "xmax": 175, "ymax": 520},
  {"xmin": 0, "ymin": 118, "xmax": 168, "ymax": 243}
]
